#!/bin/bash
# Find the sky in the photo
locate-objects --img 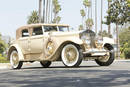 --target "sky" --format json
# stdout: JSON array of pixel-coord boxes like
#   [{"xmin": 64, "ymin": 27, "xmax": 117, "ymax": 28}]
[{"xmin": 0, "ymin": 0, "xmax": 112, "ymax": 38}]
